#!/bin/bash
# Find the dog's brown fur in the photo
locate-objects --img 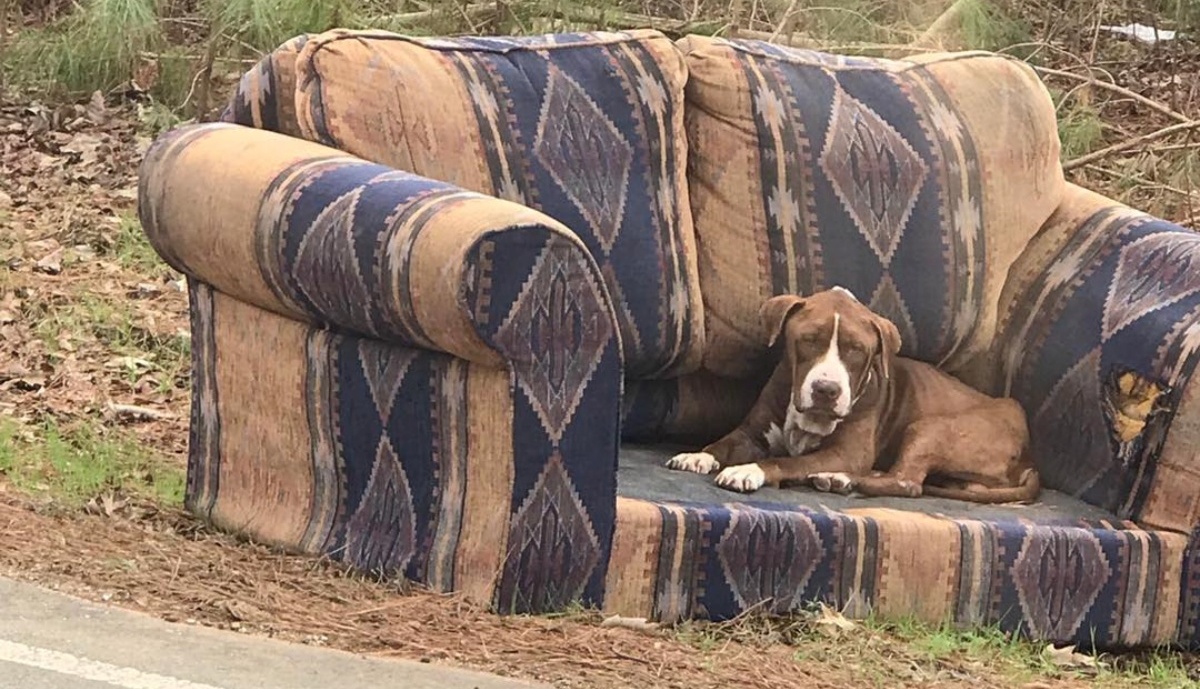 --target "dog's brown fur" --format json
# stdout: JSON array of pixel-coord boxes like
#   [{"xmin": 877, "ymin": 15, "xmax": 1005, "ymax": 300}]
[{"xmin": 668, "ymin": 288, "xmax": 1041, "ymax": 504}]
